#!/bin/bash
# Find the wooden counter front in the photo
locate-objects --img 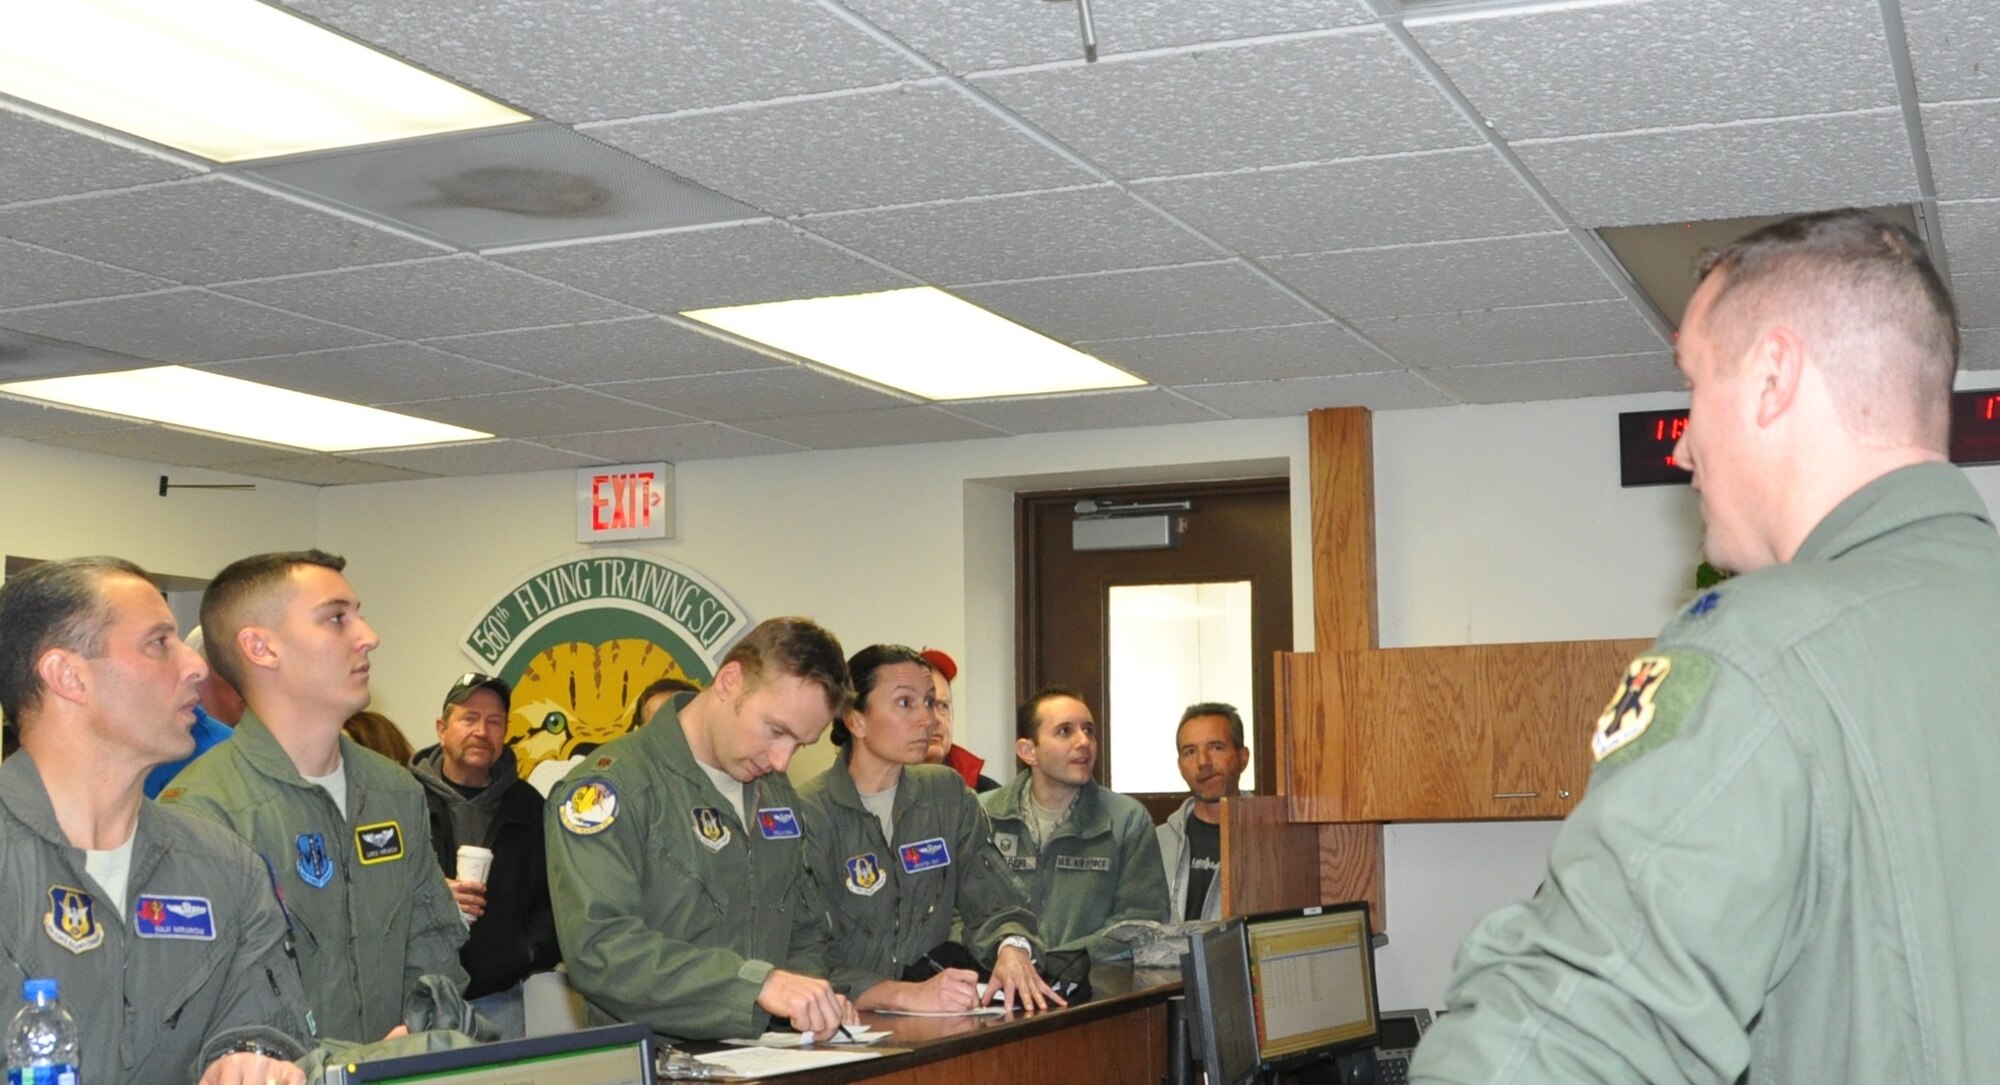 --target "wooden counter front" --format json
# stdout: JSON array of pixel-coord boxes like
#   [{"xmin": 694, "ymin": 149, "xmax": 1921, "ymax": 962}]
[{"xmin": 716, "ymin": 965, "xmax": 1180, "ymax": 1084}]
